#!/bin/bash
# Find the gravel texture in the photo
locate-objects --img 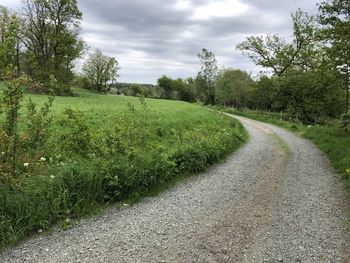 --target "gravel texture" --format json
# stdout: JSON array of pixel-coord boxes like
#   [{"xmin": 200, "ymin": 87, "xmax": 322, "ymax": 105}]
[{"xmin": 1, "ymin": 115, "xmax": 349, "ymax": 263}]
